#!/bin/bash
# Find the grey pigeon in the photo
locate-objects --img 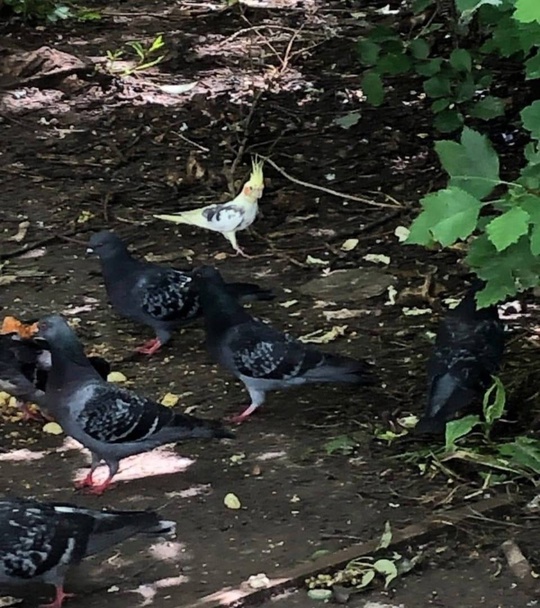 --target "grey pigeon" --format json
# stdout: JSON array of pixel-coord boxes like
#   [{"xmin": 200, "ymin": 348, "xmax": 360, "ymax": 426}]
[
  {"xmin": 37, "ymin": 314, "xmax": 234, "ymax": 494},
  {"xmin": 0, "ymin": 331, "xmax": 110, "ymax": 421},
  {"xmin": 87, "ymin": 230, "xmax": 274, "ymax": 355},
  {"xmin": 0, "ymin": 496, "xmax": 175, "ymax": 608},
  {"xmin": 193, "ymin": 266, "xmax": 375, "ymax": 423},
  {"xmin": 416, "ymin": 282, "xmax": 505, "ymax": 434}
]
